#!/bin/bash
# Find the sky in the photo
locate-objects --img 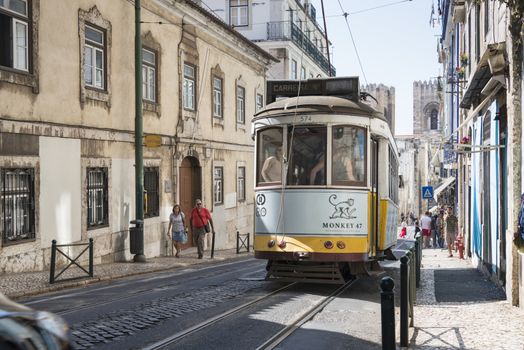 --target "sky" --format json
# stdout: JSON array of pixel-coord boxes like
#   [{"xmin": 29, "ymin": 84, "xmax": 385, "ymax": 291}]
[{"xmin": 310, "ymin": 0, "xmax": 442, "ymax": 135}]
